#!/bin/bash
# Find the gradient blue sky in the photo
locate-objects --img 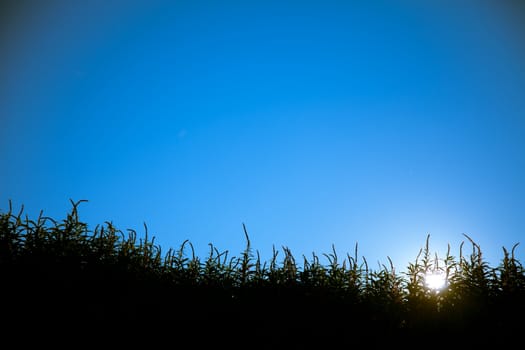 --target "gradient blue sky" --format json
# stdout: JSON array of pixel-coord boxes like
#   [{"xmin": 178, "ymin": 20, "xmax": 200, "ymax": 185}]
[{"xmin": 2, "ymin": 0, "xmax": 525, "ymax": 271}]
